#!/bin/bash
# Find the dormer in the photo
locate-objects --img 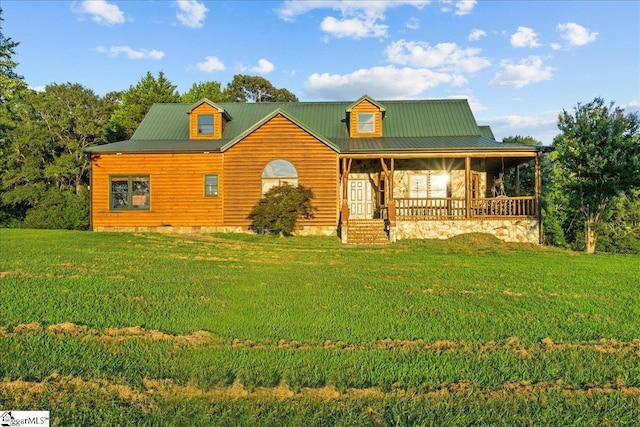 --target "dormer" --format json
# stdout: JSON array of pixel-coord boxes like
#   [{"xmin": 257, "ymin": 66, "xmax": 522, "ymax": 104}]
[
  {"xmin": 188, "ymin": 99, "xmax": 232, "ymax": 140},
  {"xmin": 346, "ymin": 95, "xmax": 386, "ymax": 138}
]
